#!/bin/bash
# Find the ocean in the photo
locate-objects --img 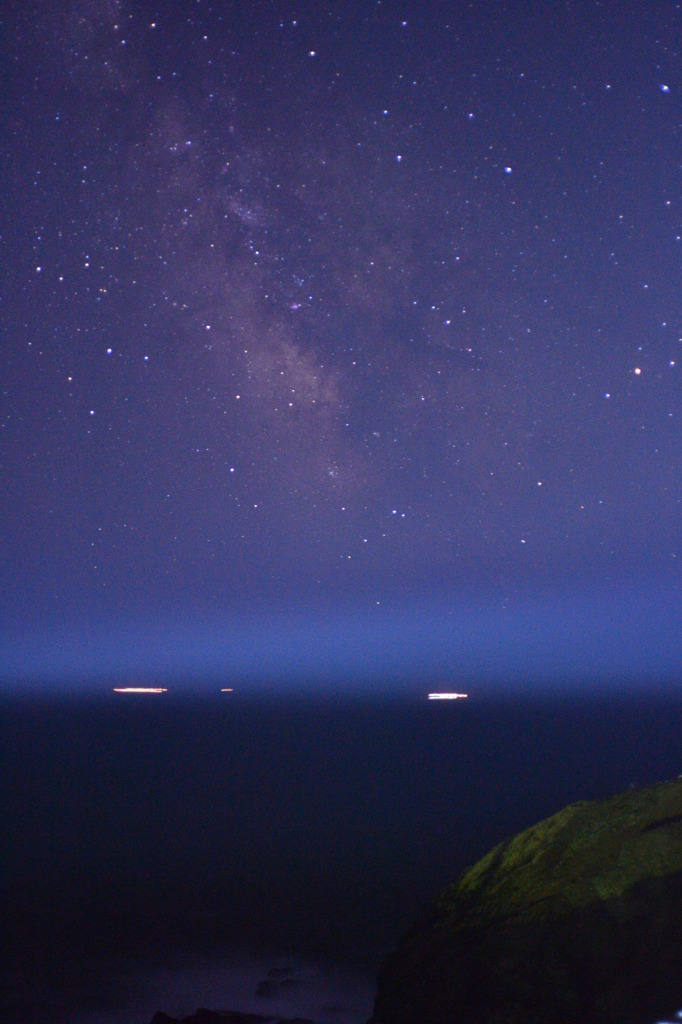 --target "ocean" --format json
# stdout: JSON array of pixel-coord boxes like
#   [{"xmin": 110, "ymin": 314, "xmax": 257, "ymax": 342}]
[{"xmin": 3, "ymin": 687, "xmax": 681, "ymax": 1023}]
